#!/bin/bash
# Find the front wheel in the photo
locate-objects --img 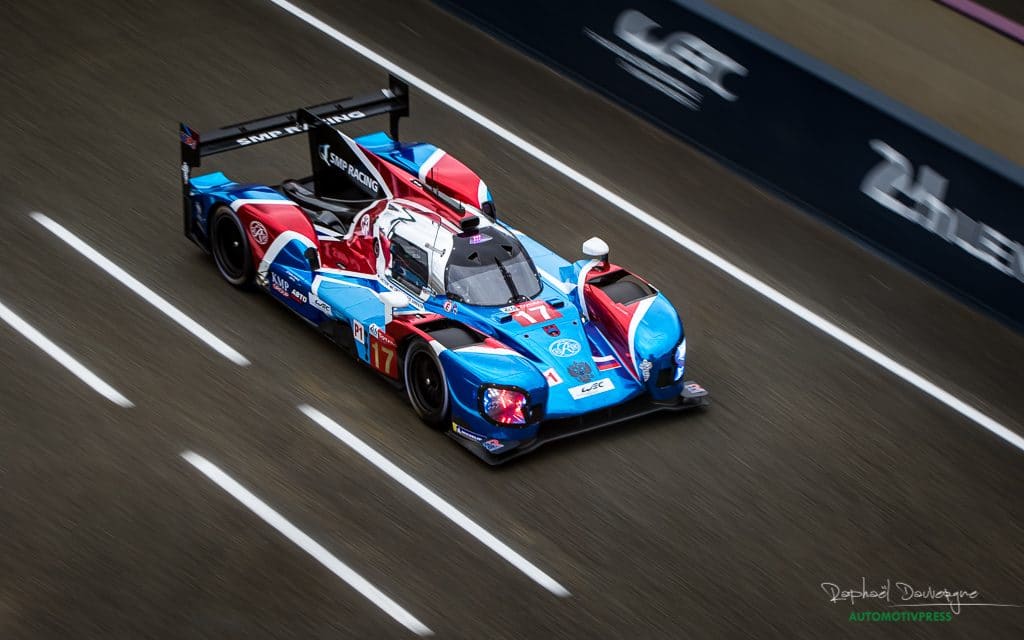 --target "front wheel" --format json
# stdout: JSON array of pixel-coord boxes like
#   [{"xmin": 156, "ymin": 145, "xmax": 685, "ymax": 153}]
[
  {"xmin": 210, "ymin": 205, "xmax": 254, "ymax": 288},
  {"xmin": 403, "ymin": 339, "xmax": 450, "ymax": 429}
]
